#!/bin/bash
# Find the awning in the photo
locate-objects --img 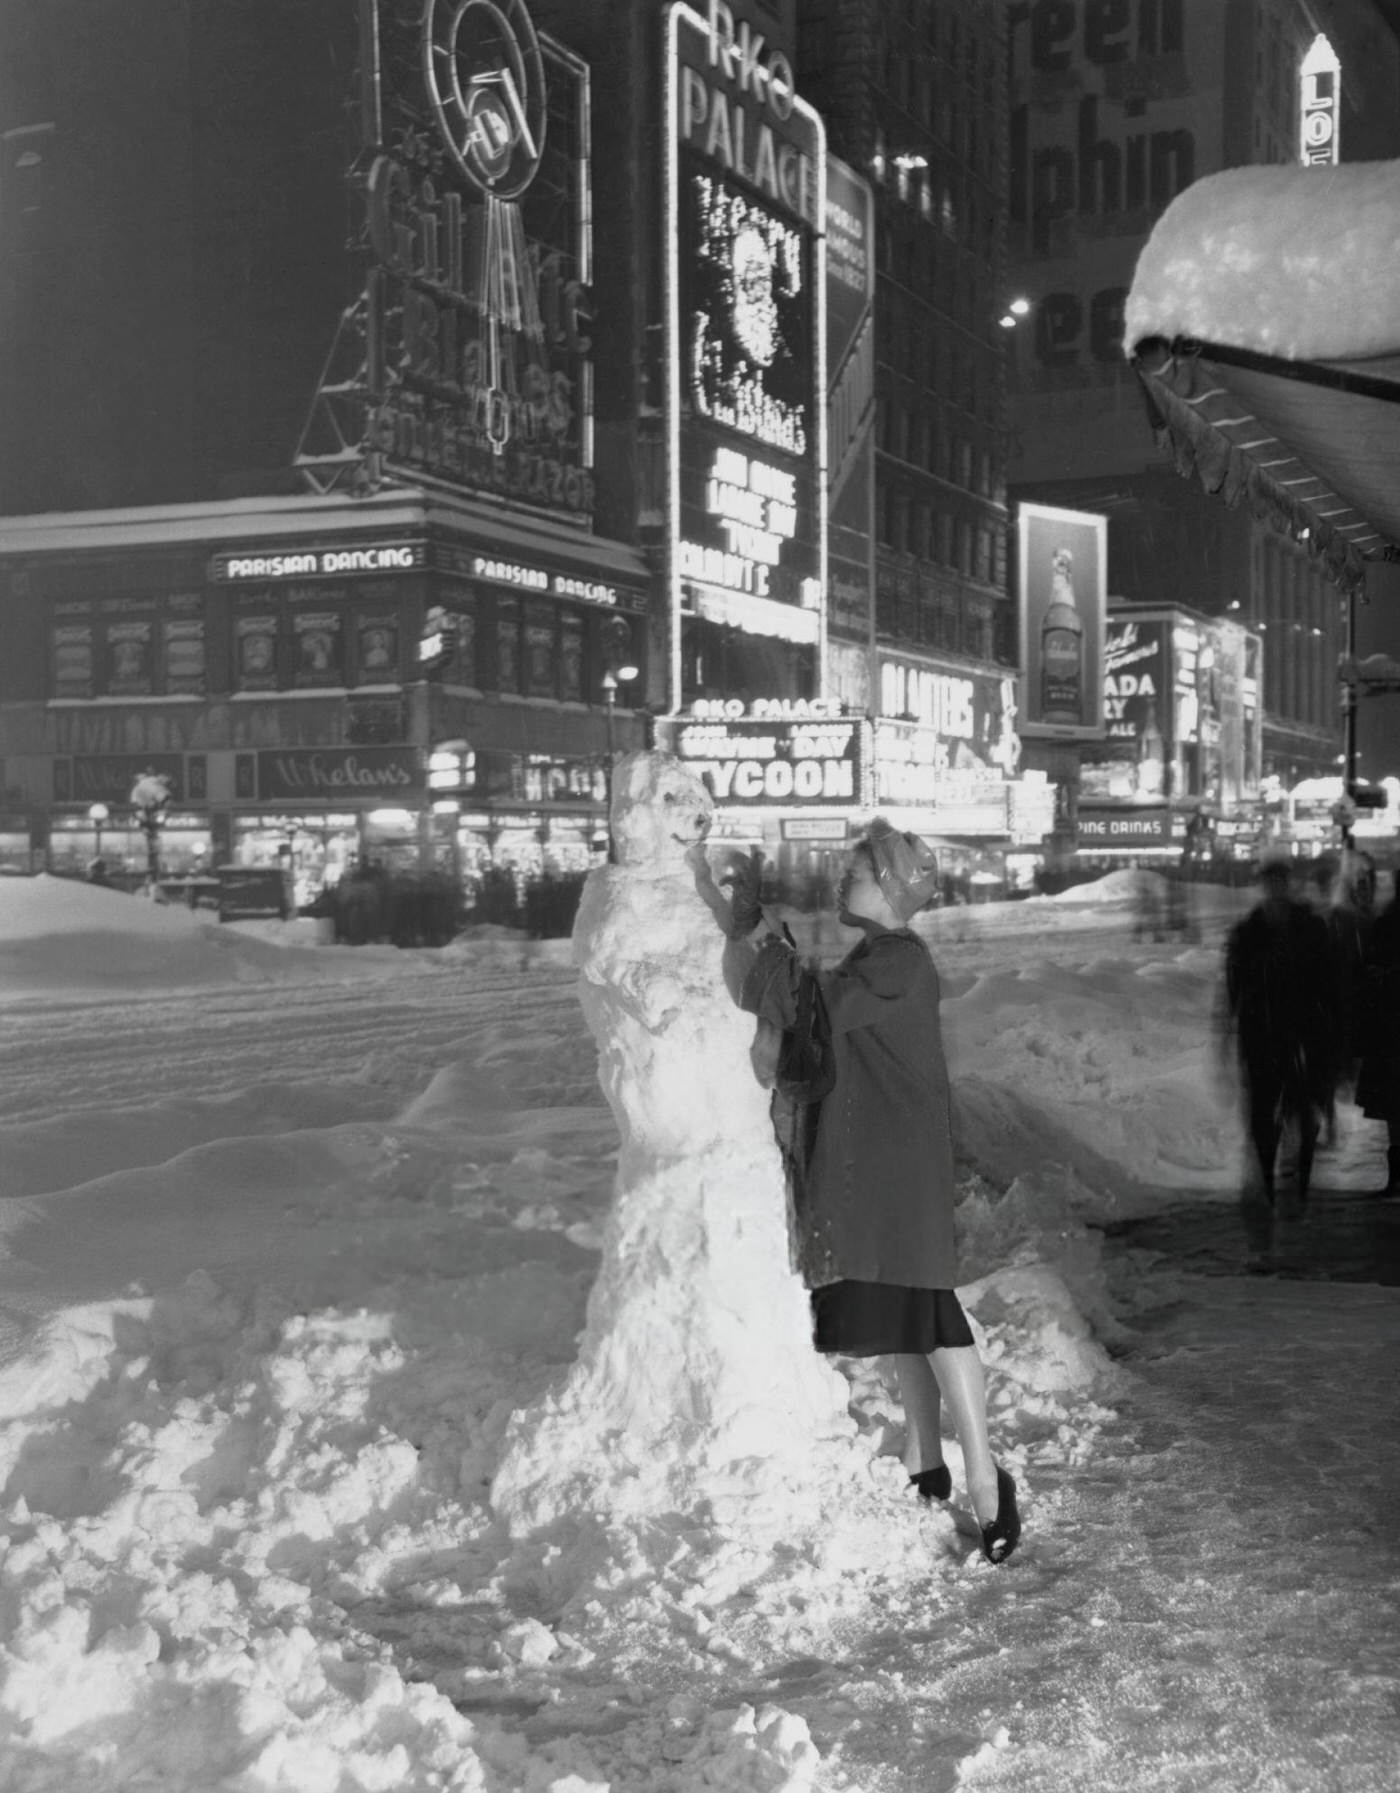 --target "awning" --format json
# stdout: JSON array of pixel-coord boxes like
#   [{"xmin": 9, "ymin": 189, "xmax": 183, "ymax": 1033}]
[{"xmin": 1125, "ymin": 160, "xmax": 1400, "ymax": 599}]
